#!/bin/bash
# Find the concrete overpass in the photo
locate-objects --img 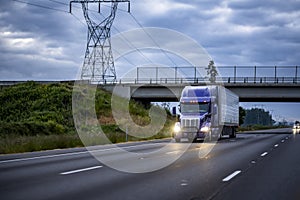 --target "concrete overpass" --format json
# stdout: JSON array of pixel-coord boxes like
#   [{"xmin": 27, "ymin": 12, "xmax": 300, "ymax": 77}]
[
  {"xmin": 101, "ymin": 65, "xmax": 300, "ymax": 103},
  {"xmin": 1, "ymin": 79, "xmax": 299, "ymax": 103},
  {"xmin": 102, "ymin": 82, "xmax": 300, "ymax": 103},
  {"xmin": 1, "ymin": 65, "xmax": 299, "ymax": 103}
]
